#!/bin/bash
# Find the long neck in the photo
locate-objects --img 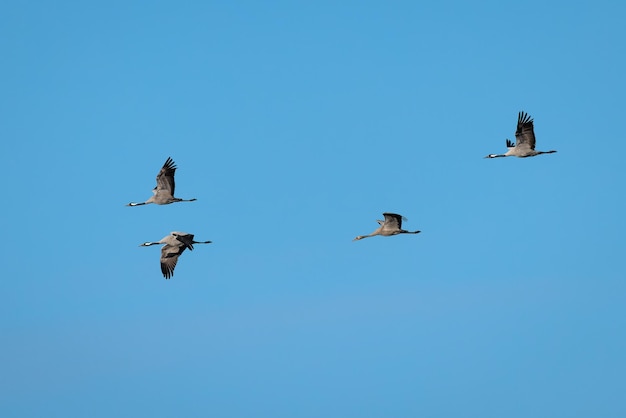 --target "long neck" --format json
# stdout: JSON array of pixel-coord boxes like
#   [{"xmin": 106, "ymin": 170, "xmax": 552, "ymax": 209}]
[
  {"xmin": 142, "ymin": 241, "xmax": 161, "ymax": 246},
  {"xmin": 130, "ymin": 195, "xmax": 157, "ymax": 206},
  {"xmin": 354, "ymin": 229, "xmax": 381, "ymax": 240}
]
